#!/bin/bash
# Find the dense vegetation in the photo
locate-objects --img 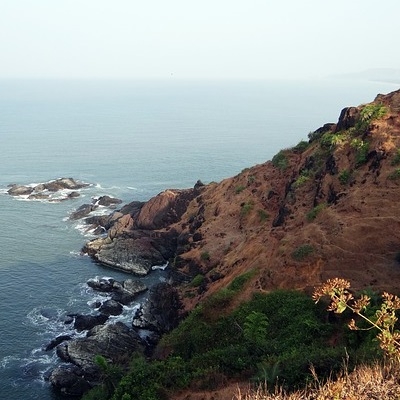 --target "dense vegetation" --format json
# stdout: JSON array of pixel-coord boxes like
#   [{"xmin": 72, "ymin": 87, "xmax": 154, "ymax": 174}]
[{"xmin": 83, "ymin": 278, "xmax": 382, "ymax": 400}]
